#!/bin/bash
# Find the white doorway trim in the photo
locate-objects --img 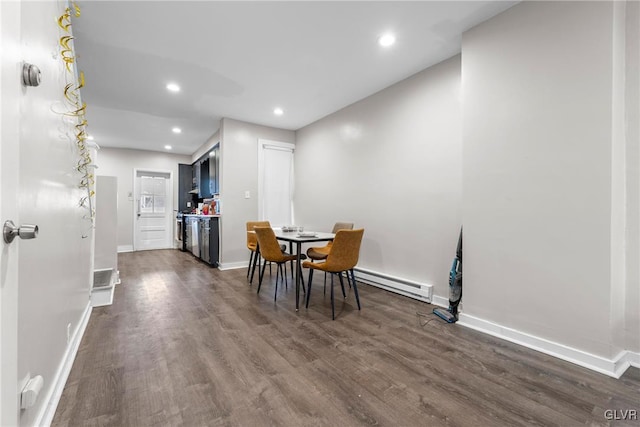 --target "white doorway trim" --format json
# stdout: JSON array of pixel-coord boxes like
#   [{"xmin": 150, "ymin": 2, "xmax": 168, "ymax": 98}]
[
  {"xmin": 132, "ymin": 168, "xmax": 173, "ymax": 251},
  {"xmin": 257, "ymin": 139, "xmax": 295, "ymax": 225}
]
